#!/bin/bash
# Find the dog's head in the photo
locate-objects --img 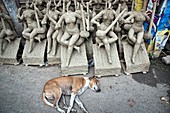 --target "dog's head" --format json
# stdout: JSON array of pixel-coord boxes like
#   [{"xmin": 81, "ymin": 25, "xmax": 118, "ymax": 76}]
[{"xmin": 89, "ymin": 76, "xmax": 101, "ymax": 92}]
